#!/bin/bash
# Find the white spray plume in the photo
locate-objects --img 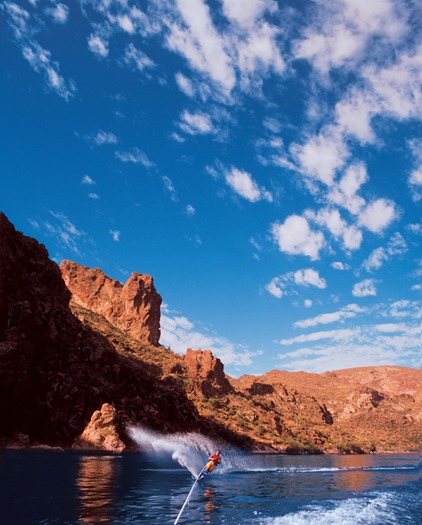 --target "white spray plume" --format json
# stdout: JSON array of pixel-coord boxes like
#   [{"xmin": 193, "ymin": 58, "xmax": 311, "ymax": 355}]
[{"xmin": 128, "ymin": 426, "xmax": 231, "ymax": 476}]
